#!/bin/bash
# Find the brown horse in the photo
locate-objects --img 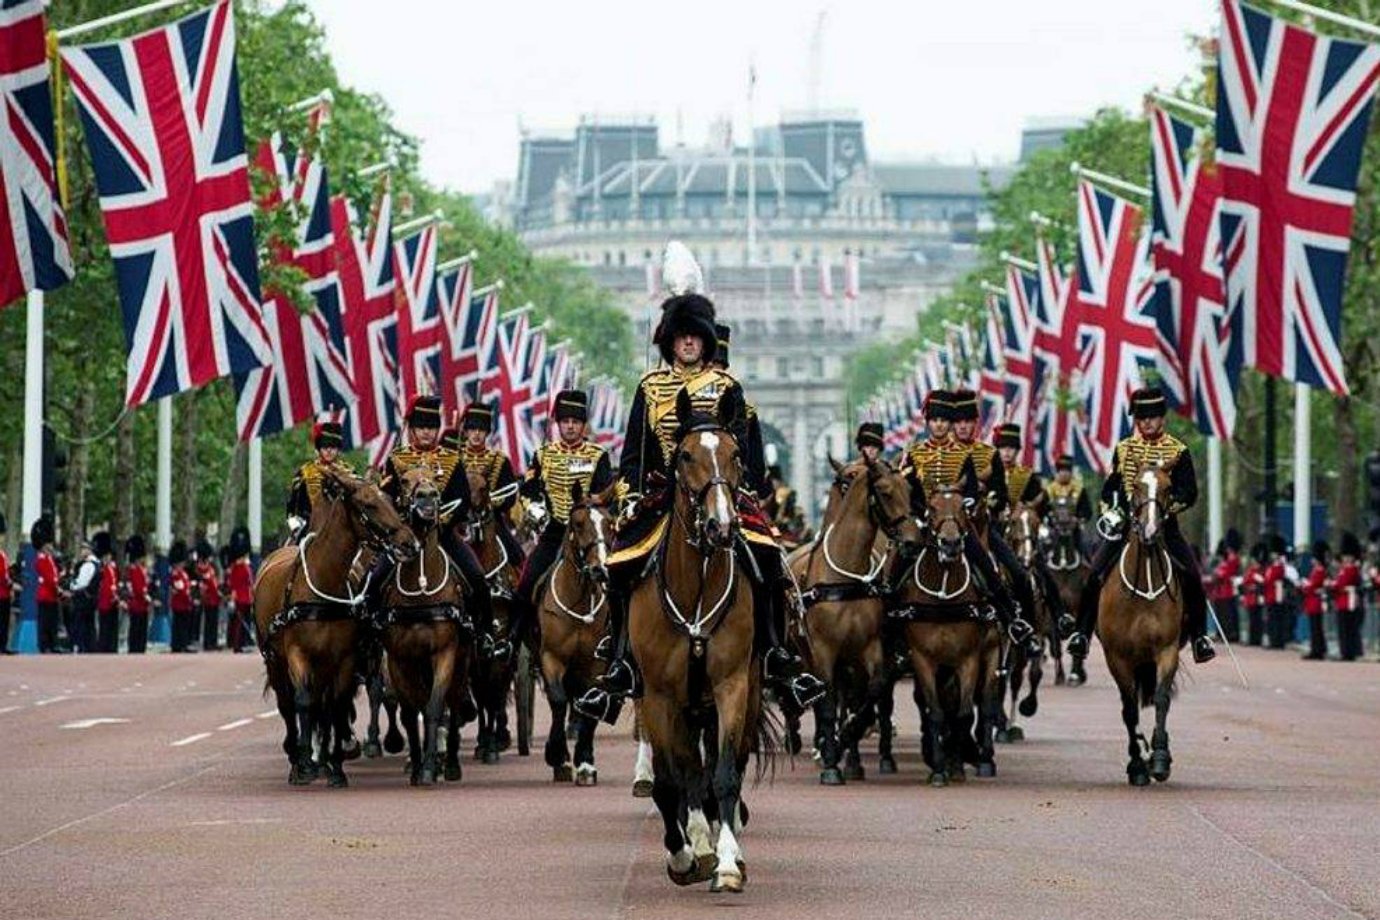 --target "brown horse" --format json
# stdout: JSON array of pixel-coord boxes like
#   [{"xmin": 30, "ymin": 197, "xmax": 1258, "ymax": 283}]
[
  {"xmin": 997, "ymin": 502, "xmax": 1049, "ymax": 742},
  {"xmin": 378, "ymin": 467, "xmax": 473, "ymax": 785},
  {"xmin": 464, "ymin": 469, "xmax": 520, "ymax": 765},
  {"xmin": 537, "ymin": 481, "xmax": 616, "ymax": 785},
  {"xmin": 632, "ymin": 395, "xmax": 760, "ymax": 894},
  {"xmin": 790, "ymin": 455, "xmax": 920, "ymax": 784},
  {"xmin": 255, "ymin": 468, "xmax": 418, "ymax": 786},
  {"xmin": 894, "ymin": 483, "xmax": 1002, "ymax": 786},
  {"xmin": 1045, "ymin": 496, "xmax": 1089, "ymax": 685},
  {"xmin": 1097, "ymin": 462, "xmax": 1184, "ymax": 786}
]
